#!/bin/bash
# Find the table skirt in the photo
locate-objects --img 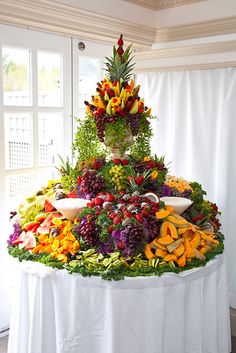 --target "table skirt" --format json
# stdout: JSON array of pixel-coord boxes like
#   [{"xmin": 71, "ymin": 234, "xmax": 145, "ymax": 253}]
[{"xmin": 8, "ymin": 254, "xmax": 231, "ymax": 353}]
